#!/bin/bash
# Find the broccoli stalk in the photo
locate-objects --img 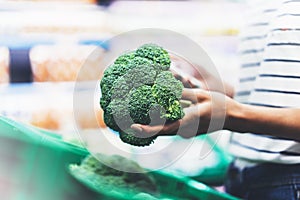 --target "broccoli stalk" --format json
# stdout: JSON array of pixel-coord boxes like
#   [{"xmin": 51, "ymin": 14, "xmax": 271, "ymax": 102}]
[{"xmin": 100, "ymin": 43, "xmax": 184, "ymax": 146}]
